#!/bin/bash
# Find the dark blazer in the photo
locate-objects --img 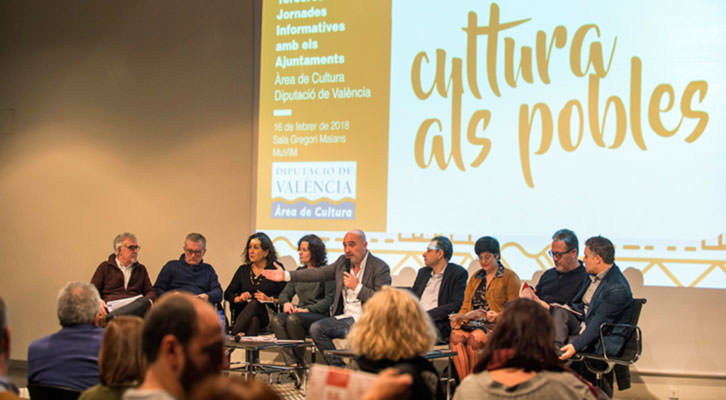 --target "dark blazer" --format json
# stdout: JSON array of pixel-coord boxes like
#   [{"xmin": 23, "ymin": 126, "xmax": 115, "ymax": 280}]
[
  {"xmin": 570, "ymin": 263, "xmax": 633, "ymax": 355},
  {"xmin": 411, "ymin": 263, "xmax": 468, "ymax": 323},
  {"xmin": 289, "ymin": 252, "xmax": 391, "ymax": 316}
]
